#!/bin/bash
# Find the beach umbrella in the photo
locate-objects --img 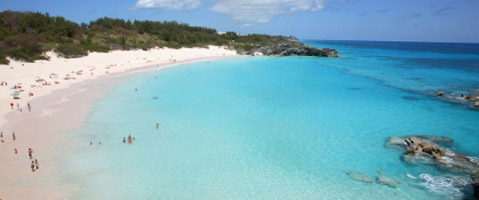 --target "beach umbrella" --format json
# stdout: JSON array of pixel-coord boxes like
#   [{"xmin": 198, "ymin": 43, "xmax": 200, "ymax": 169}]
[{"xmin": 13, "ymin": 93, "xmax": 20, "ymax": 97}]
